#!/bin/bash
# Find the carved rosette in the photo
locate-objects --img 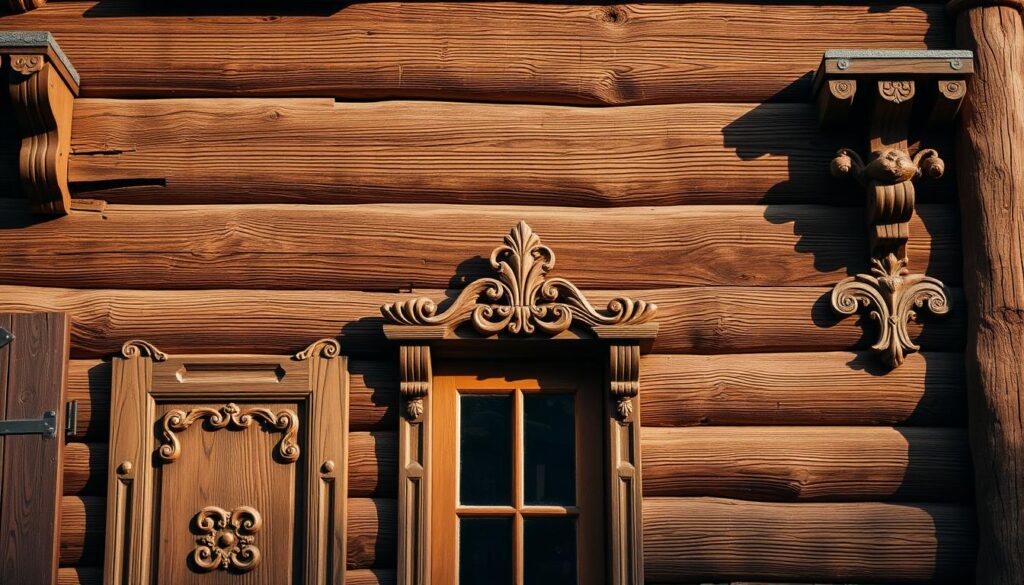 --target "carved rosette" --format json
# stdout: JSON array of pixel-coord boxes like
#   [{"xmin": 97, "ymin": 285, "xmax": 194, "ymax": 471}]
[
  {"xmin": 832, "ymin": 254, "xmax": 950, "ymax": 368},
  {"xmin": 400, "ymin": 345, "xmax": 431, "ymax": 420},
  {"xmin": 609, "ymin": 345, "xmax": 640, "ymax": 419},
  {"xmin": 158, "ymin": 403, "xmax": 300, "ymax": 463},
  {"xmin": 382, "ymin": 221, "xmax": 656, "ymax": 335},
  {"xmin": 193, "ymin": 506, "xmax": 262, "ymax": 572}
]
